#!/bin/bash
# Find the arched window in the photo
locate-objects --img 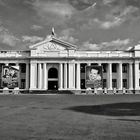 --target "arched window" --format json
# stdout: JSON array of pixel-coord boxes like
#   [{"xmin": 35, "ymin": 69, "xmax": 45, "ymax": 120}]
[{"xmin": 48, "ymin": 68, "xmax": 58, "ymax": 78}]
